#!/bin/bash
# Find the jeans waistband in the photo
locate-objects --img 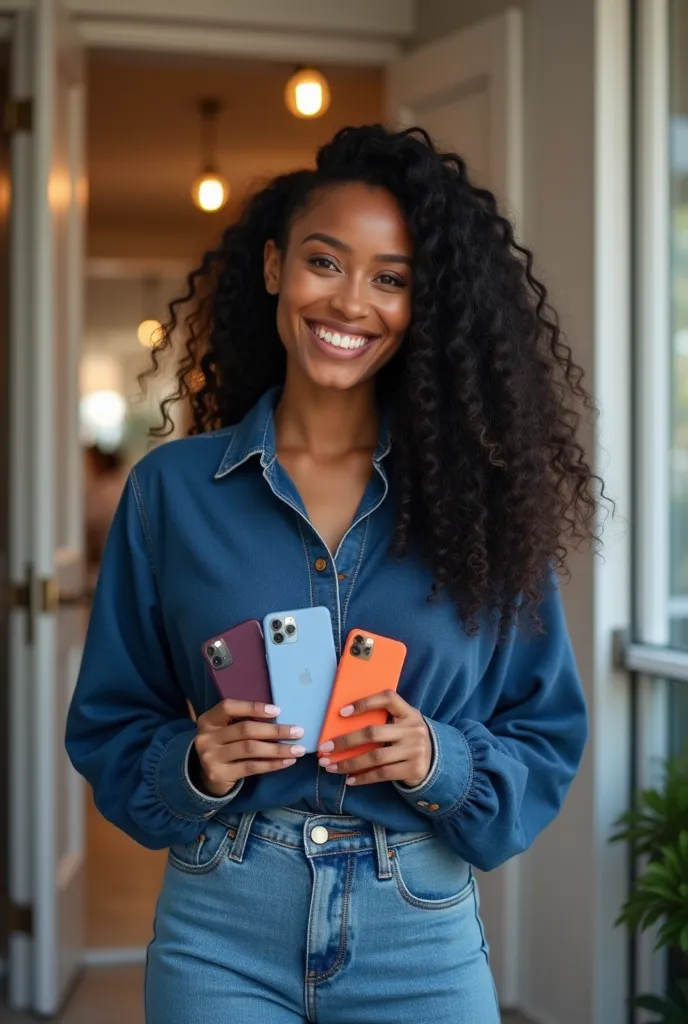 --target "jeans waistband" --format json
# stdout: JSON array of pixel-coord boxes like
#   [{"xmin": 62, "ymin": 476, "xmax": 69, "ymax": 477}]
[{"xmin": 214, "ymin": 805, "xmax": 434, "ymax": 882}]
